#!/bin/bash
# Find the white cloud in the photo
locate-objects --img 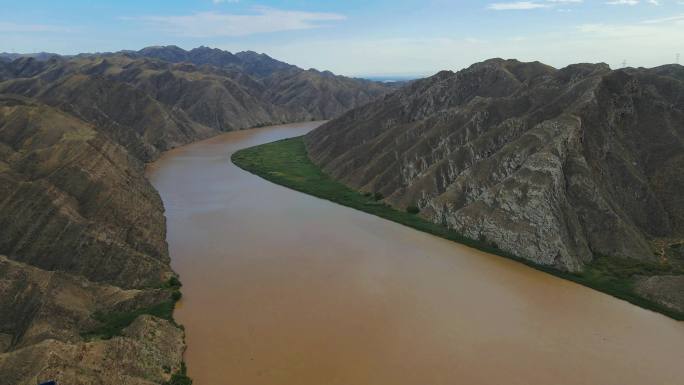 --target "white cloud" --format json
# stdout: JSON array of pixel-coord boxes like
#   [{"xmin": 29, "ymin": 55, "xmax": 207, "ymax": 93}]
[
  {"xmin": 488, "ymin": 2, "xmax": 551, "ymax": 10},
  {"xmin": 0, "ymin": 22, "xmax": 72, "ymax": 33},
  {"xmin": 605, "ymin": 0, "xmax": 662, "ymax": 4},
  {"xmin": 488, "ymin": 0, "xmax": 583, "ymax": 10},
  {"xmin": 642, "ymin": 13, "xmax": 684, "ymax": 23},
  {"xmin": 127, "ymin": 7, "xmax": 345, "ymax": 37},
  {"xmin": 232, "ymin": 11, "xmax": 684, "ymax": 76},
  {"xmin": 606, "ymin": 0, "xmax": 639, "ymax": 5}
]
